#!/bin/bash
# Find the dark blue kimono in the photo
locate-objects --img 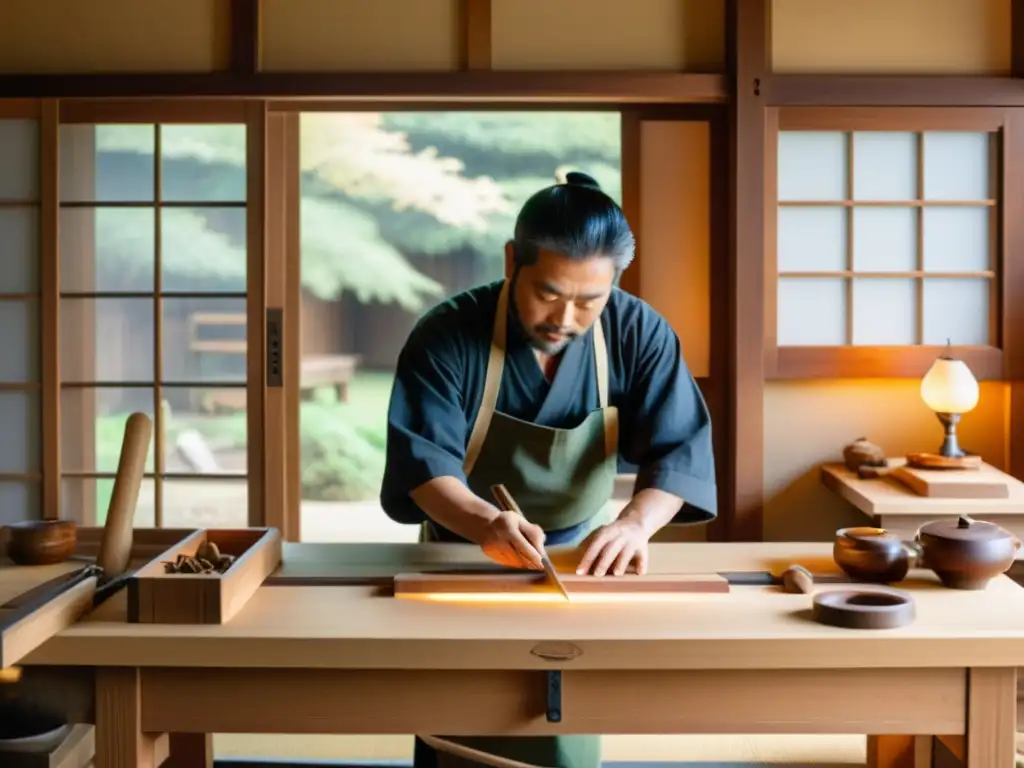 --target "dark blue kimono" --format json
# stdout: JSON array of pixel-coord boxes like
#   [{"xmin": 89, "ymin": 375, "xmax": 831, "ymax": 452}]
[{"xmin": 381, "ymin": 279, "xmax": 717, "ymax": 525}]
